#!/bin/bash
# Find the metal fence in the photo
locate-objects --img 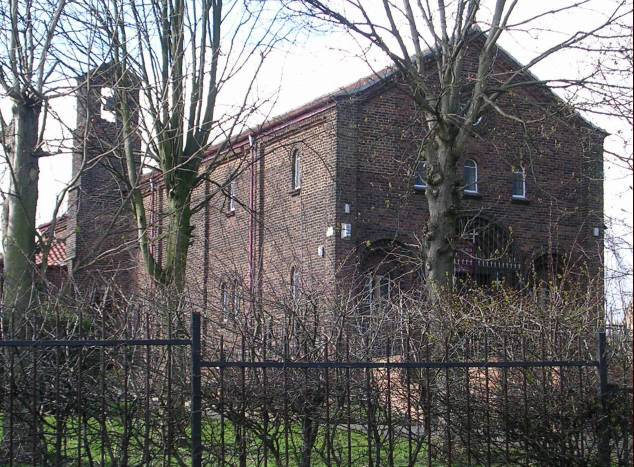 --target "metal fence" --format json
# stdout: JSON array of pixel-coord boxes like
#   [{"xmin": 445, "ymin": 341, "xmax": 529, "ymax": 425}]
[
  {"xmin": 192, "ymin": 314, "xmax": 632, "ymax": 466},
  {"xmin": 1, "ymin": 311, "xmax": 631, "ymax": 466}
]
